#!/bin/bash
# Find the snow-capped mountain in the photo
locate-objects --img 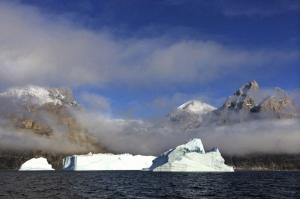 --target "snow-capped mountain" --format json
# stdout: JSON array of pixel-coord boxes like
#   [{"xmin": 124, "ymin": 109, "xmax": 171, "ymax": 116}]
[
  {"xmin": 177, "ymin": 100, "xmax": 216, "ymax": 114},
  {"xmin": 169, "ymin": 100, "xmax": 216, "ymax": 128},
  {"xmin": 148, "ymin": 138, "xmax": 233, "ymax": 172},
  {"xmin": 0, "ymin": 85, "xmax": 77, "ymax": 106},
  {"xmin": 170, "ymin": 80, "xmax": 299, "ymax": 127},
  {"xmin": 0, "ymin": 85, "xmax": 103, "ymax": 156}
]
